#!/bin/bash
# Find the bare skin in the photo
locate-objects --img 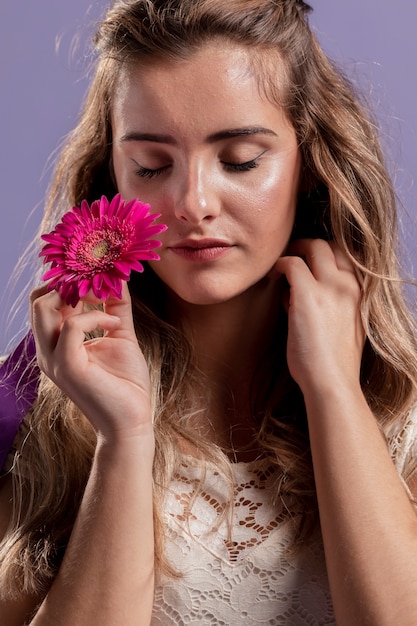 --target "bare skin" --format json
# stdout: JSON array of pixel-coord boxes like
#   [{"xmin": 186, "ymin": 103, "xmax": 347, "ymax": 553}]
[
  {"xmin": 275, "ymin": 239, "xmax": 417, "ymax": 624},
  {"xmin": 1, "ymin": 40, "xmax": 417, "ymax": 626}
]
